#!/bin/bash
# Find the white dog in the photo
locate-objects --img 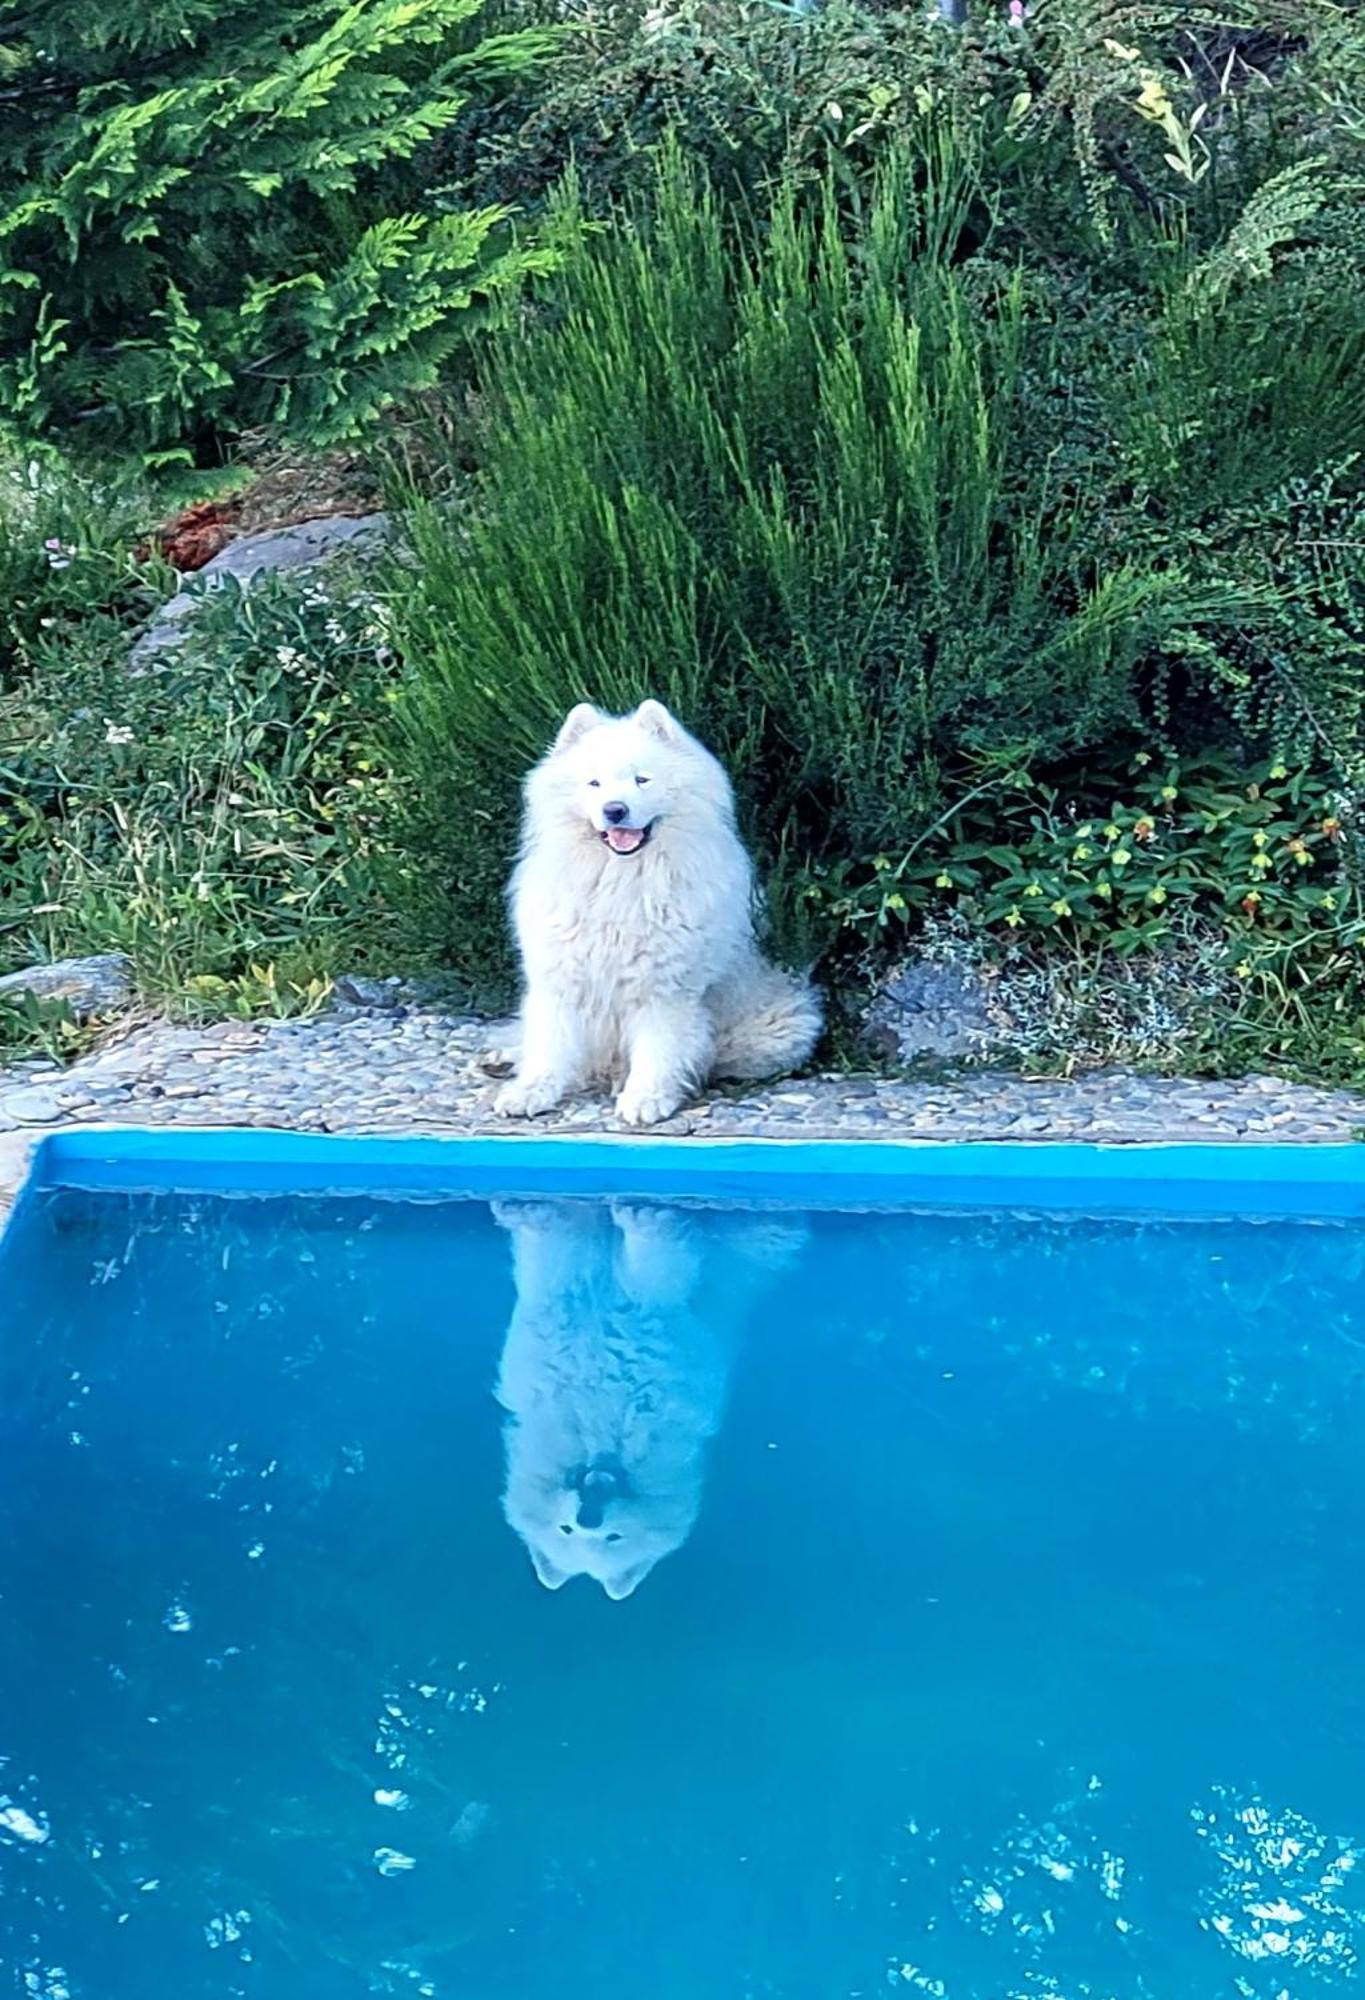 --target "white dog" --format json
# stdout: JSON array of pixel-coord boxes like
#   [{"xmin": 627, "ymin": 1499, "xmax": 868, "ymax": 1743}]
[
  {"xmin": 493, "ymin": 700, "xmax": 822, "ymax": 1126},
  {"xmin": 493, "ymin": 1198, "xmax": 806, "ymax": 1599}
]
